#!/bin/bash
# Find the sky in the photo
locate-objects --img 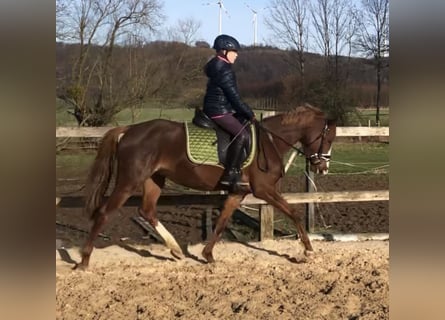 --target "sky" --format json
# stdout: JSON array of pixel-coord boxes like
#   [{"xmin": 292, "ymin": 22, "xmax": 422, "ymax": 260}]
[{"xmin": 161, "ymin": 0, "xmax": 273, "ymax": 47}]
